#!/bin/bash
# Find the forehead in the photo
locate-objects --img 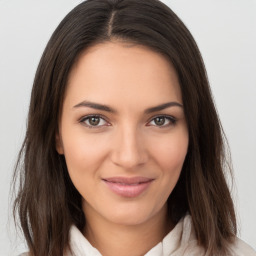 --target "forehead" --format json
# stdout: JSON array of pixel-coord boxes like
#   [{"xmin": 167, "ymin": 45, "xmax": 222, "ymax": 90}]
[{"xmin": 65, "ymin": 41, "xmax": 182, "ymax": 108}]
